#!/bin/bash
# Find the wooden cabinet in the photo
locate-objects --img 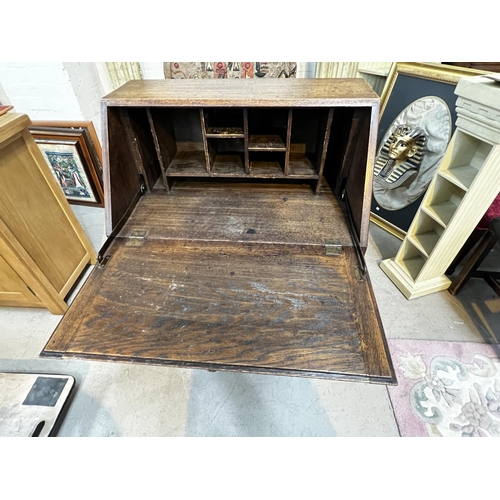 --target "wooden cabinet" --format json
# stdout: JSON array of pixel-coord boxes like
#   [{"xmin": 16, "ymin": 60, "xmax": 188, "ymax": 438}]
[
  {"xmin": 0, "ymin": 113, "xmax": 96, "ymax": 314},
  {"xmin": 42, "ymin": 79, "xmax": 396, "ymax": 384}
]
